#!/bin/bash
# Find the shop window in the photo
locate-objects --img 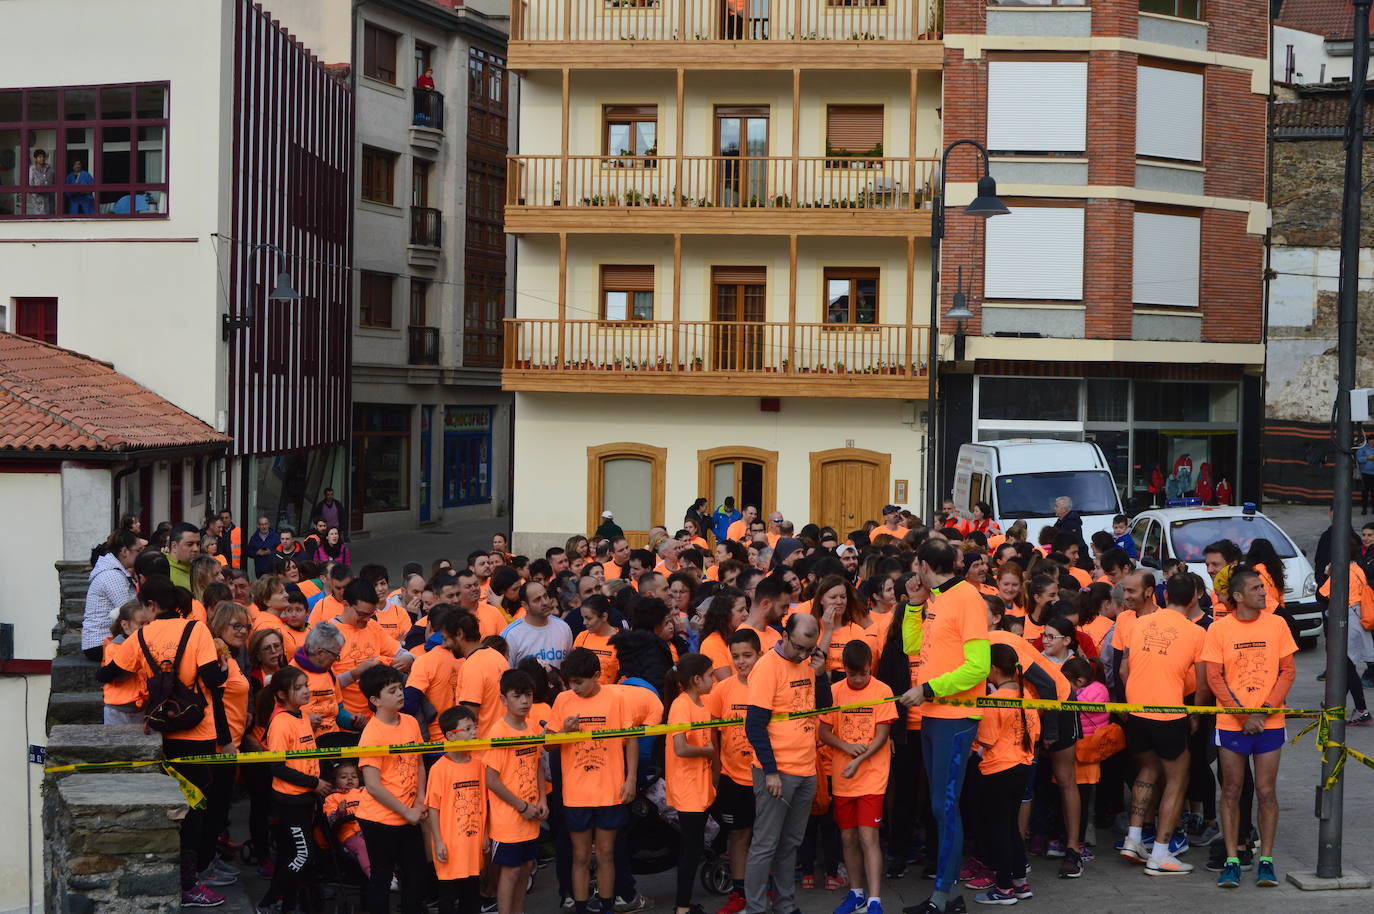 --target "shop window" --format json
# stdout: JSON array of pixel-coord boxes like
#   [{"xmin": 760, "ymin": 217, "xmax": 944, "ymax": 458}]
[
  {"xmin": 588, "ymin": 443, "xmax": 665, "ymax": 543},
  {"xmin": 443, "ymin": 407, "xmax": 493, "ymax": 507},
  {"xmin": 1134, "ymin": 381, "xmax": 1237, "ymax": 423},
  {"xmin": 979, "ymin": 376, "xmax": 1080, "ymax": 422},
  {"xmin": 1086, "ymin": 379, "xmax": 1130, "ymax": 422},
  {"xmin": 352, "ymin": 404, "xmax": 410, "ymax": 513}
]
